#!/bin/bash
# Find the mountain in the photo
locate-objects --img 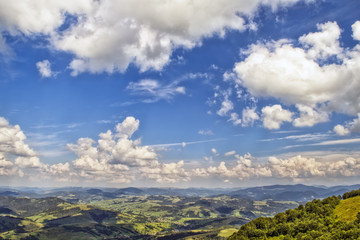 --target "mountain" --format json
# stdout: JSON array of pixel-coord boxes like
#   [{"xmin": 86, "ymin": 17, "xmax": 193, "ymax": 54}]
[
  {"xmin": 227, "ymin": 184, "xmax": 360, "ymax": 202},
  {"xmin": 229, "ymin": 189, "xmax": 360, "ymax": 239}
]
